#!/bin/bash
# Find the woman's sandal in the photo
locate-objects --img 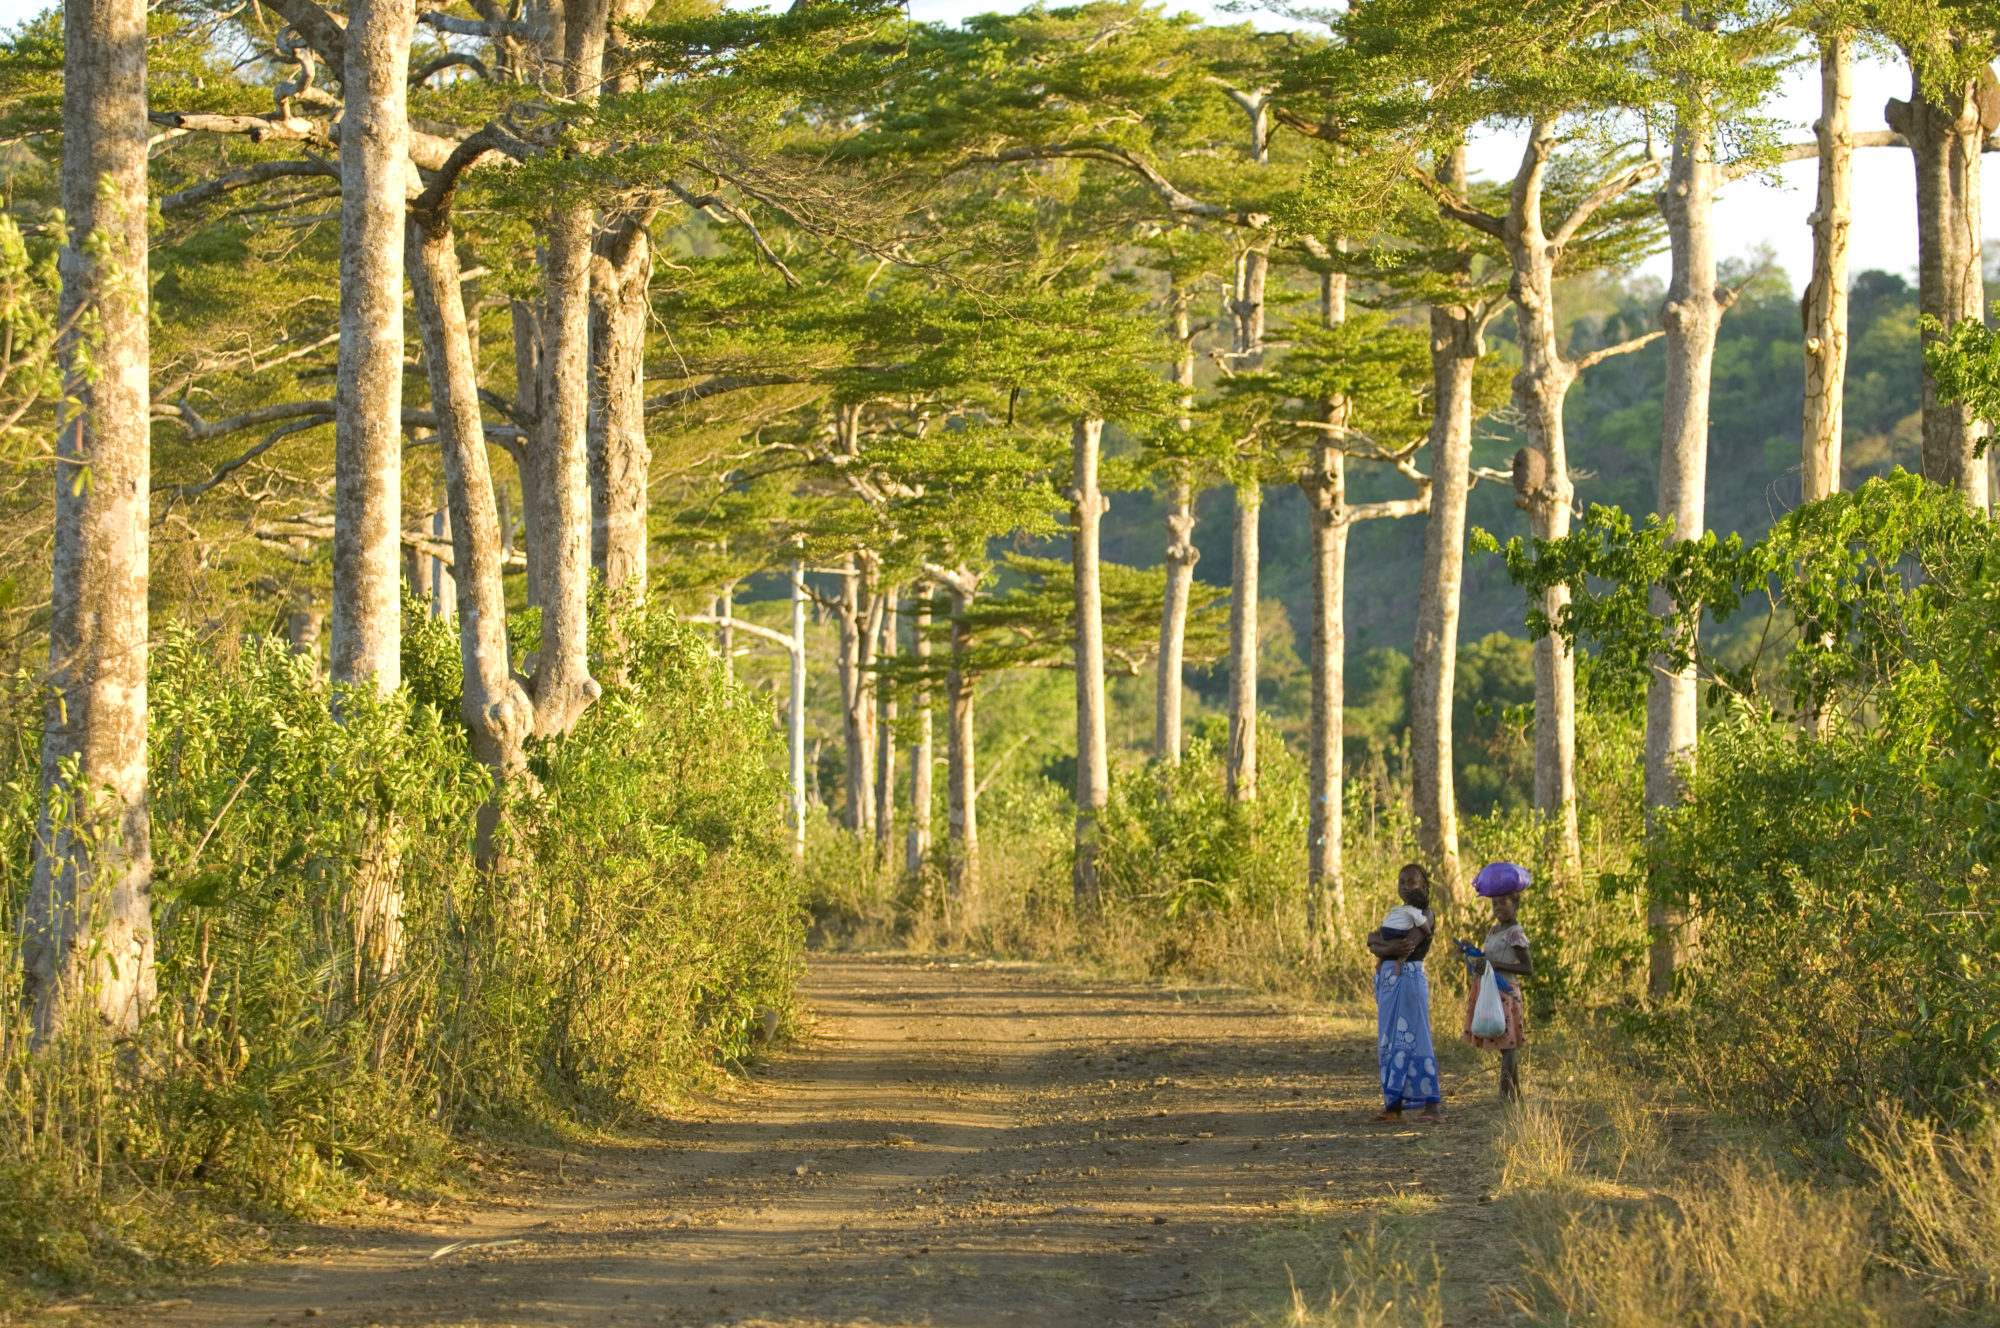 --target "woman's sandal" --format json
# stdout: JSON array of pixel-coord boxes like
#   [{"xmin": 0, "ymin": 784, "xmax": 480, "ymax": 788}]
[
  {"xmin": 1370, "ymin": 1110, "xmax": 1403, "ymax": 1123},
  {"xmin": 1415, "ymin": 1108, "xmax": 1441, "ymax": 1124}
]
